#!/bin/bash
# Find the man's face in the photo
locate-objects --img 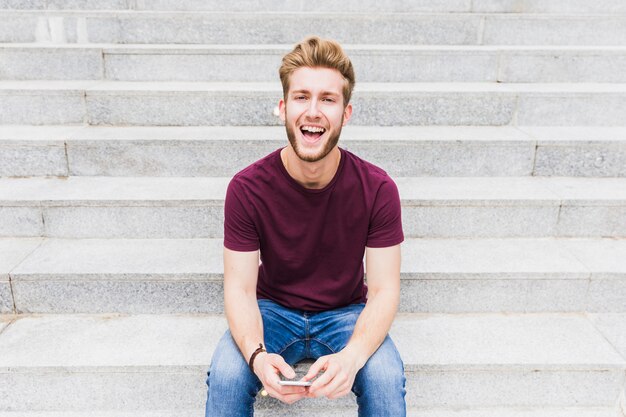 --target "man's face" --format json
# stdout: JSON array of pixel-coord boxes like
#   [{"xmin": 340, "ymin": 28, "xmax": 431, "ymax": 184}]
[{"xmin": 279, "ymin": 66, "xmax": 352, "ymax": 163}]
